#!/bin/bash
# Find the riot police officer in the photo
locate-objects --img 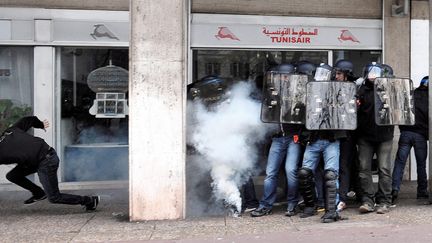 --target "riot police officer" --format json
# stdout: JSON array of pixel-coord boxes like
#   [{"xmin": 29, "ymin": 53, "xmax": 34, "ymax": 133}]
[
  {"xmin": 333, "ymin": 59, "xmax": 359, "ymax": 211},
  {"xmin": 357, "ymin": 62, "xmax": 395, "ymax": 214},
  {"xmin": 252, "ymin": 63, "xmax": 303, "ymax": 217},
  {"xmin": 298, "ymin": 63, "xmax": 347, "ymax": 223}
]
